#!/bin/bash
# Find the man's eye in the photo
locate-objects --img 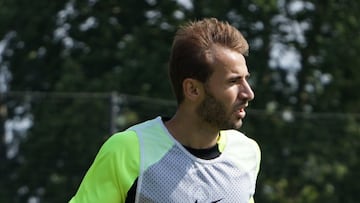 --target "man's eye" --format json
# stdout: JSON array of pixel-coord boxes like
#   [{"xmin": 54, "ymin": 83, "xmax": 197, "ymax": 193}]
[{"xmin": 229, "ymin": 79, "xmax": 238, "ymax": 84}]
